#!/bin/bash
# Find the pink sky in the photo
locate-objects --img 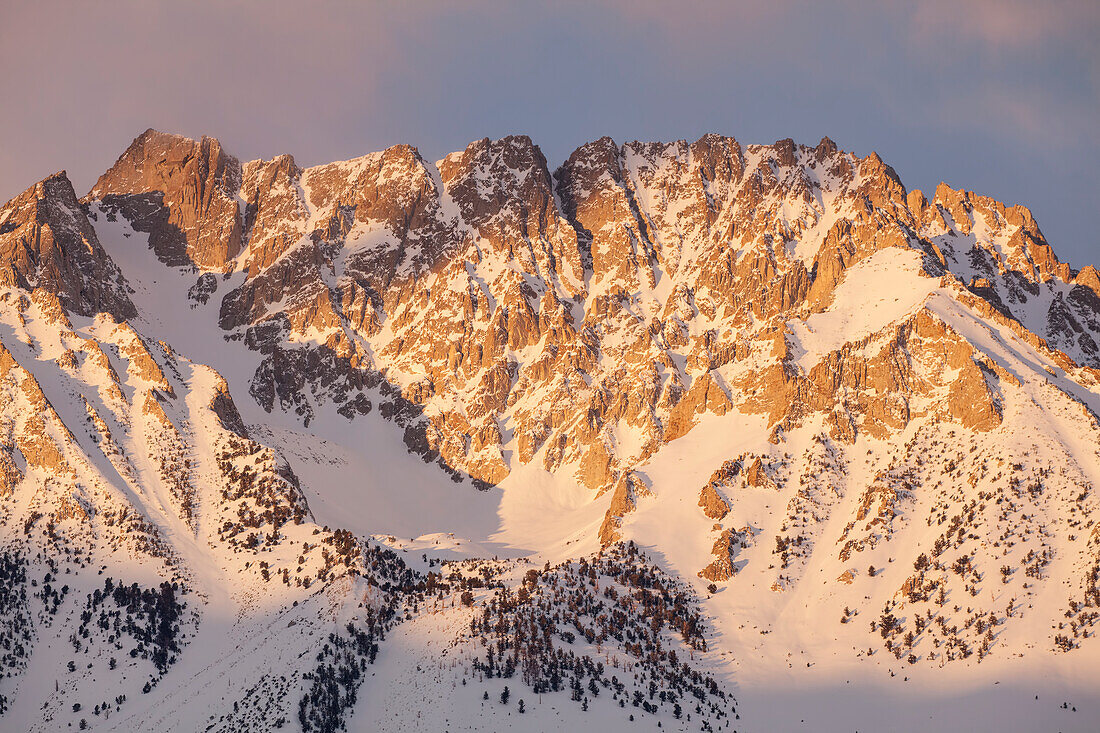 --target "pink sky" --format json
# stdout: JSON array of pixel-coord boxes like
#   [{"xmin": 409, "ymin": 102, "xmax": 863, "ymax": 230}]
[{"xmin": 1, "ymin": 0, "xmax": 1097, "ymax": 265}]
